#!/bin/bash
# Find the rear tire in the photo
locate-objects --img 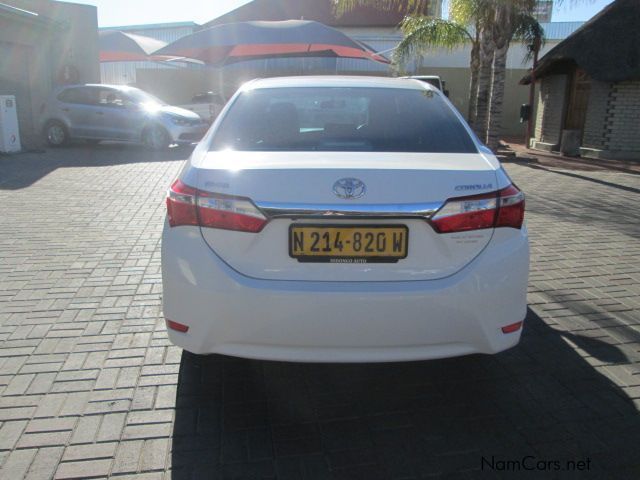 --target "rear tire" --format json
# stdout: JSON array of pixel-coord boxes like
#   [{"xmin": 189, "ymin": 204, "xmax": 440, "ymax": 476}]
[
  {"xmin": 44, "ymin": 121, "xmax": 69, "ymax": 147},
  {"xmin": 142, "ymin": 125, "xmax": 171, "ymax": 151}
]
